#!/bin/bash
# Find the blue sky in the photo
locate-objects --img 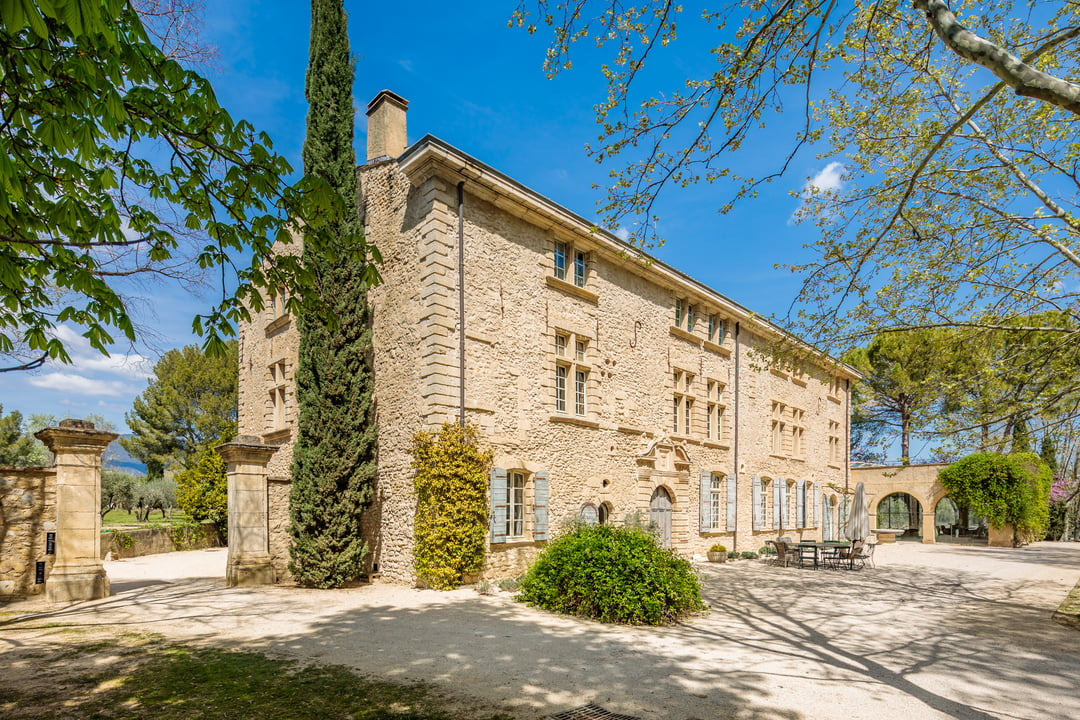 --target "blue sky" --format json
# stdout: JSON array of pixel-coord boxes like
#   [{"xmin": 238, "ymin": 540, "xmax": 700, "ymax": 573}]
[{"xmin": 0, "ymin": 2, "xmax": 844, "ymax": 437}]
